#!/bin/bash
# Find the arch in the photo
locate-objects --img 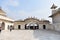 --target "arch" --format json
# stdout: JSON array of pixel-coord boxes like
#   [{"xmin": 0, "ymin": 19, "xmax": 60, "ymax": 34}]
[
  {"xmin": 18, "ymin": 25, "xmax": 21, "ymax": 29},
  {"xmin": 43, "ymin": 25, "xmax": 46, "ymax": 29},
  {"xmin": 1, "ymin": 22, "xmax": 5, "ymax": 30},
  {"xmin": 25, "ymin": 23, "xmax": 39, "ymax": 30},
  {"xmin": 25, "ymin": 24, "xmax": 29, "ymax": 29}
]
